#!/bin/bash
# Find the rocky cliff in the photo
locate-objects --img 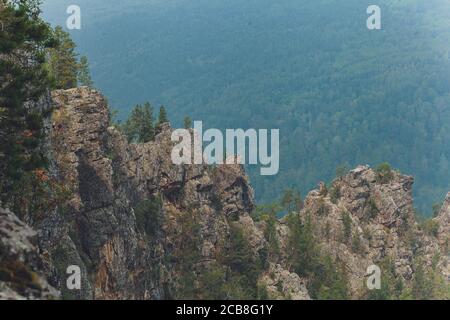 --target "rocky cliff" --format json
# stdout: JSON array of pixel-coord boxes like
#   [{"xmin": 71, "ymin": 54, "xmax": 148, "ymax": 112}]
[
  {"xmin": 1, "ymin": 87, "xmax": 449, "ymax": 300},
  {"xmin": 273, "ymin": 165, "xmax": 450, "ymax": 298},
  {"xmin": 0, "ymin": 207, "xmax": 58, "ymax": 299},
  {"xmin": 34, "ymin": 87, "xmax": 307, "ymax": 300}
]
